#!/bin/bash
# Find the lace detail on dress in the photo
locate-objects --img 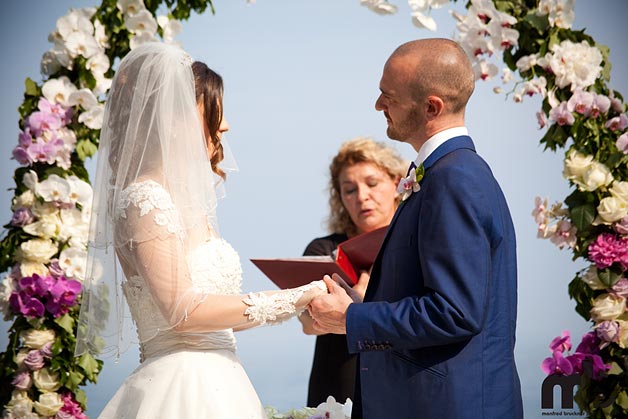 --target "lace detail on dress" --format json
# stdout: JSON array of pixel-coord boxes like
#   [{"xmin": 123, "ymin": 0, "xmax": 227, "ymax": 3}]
[
  {"xmin": 243, "ymin": 280, "xmax": 326, "ymax": 325},
  {"xmin": 116, "ymin": 180, "xmax": 184, "ymax": 239},
  {"xmin": 188, "ymin": 239, "xmax": 242, "ymax": 295}
]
